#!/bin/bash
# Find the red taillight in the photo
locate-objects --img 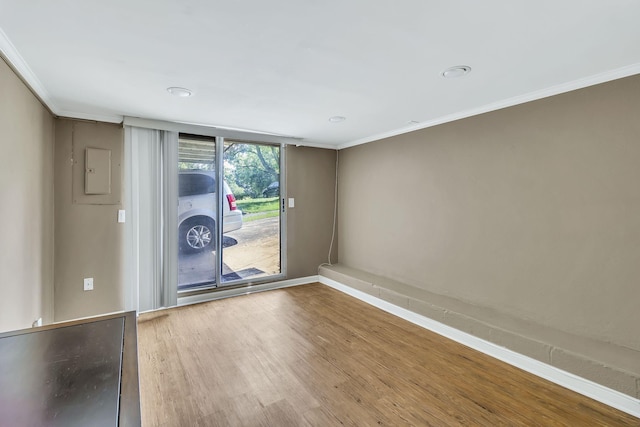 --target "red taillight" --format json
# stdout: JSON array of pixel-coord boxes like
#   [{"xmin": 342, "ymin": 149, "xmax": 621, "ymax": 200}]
[{"xmin": 226, "ymin": 193, "xmax": 237, "ymax": 210}]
